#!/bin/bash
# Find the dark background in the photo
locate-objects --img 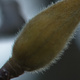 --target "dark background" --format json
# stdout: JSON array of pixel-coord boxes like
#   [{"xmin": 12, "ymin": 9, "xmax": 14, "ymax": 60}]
[{"xmin": 0, "ymin": 0, "xmax": 80, "ymax": 80}]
